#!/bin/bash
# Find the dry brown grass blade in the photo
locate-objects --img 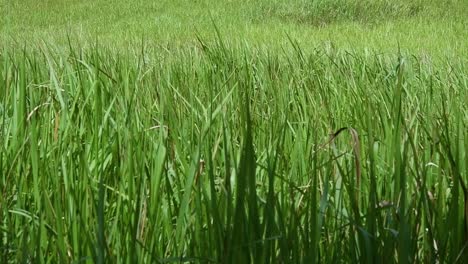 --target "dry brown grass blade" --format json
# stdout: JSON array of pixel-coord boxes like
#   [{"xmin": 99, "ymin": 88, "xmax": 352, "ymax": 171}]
[
  {"xmin": 320, "ymin": 127, "xmax": 362, "ymax": 201},
  {"xmin": 138, "ymin": 198, "xmax": 148, "ymax": 241},
  {"xmin": 194, "ymin": 159, "xmax": 205, "ymax": 185},
  {"xmin": 348, "ymin": 128, "xmax": 361, "ymax": 188},
  {"xmin": 54, "ymin": 111, "xmax": 60, "ymax": 142}
]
